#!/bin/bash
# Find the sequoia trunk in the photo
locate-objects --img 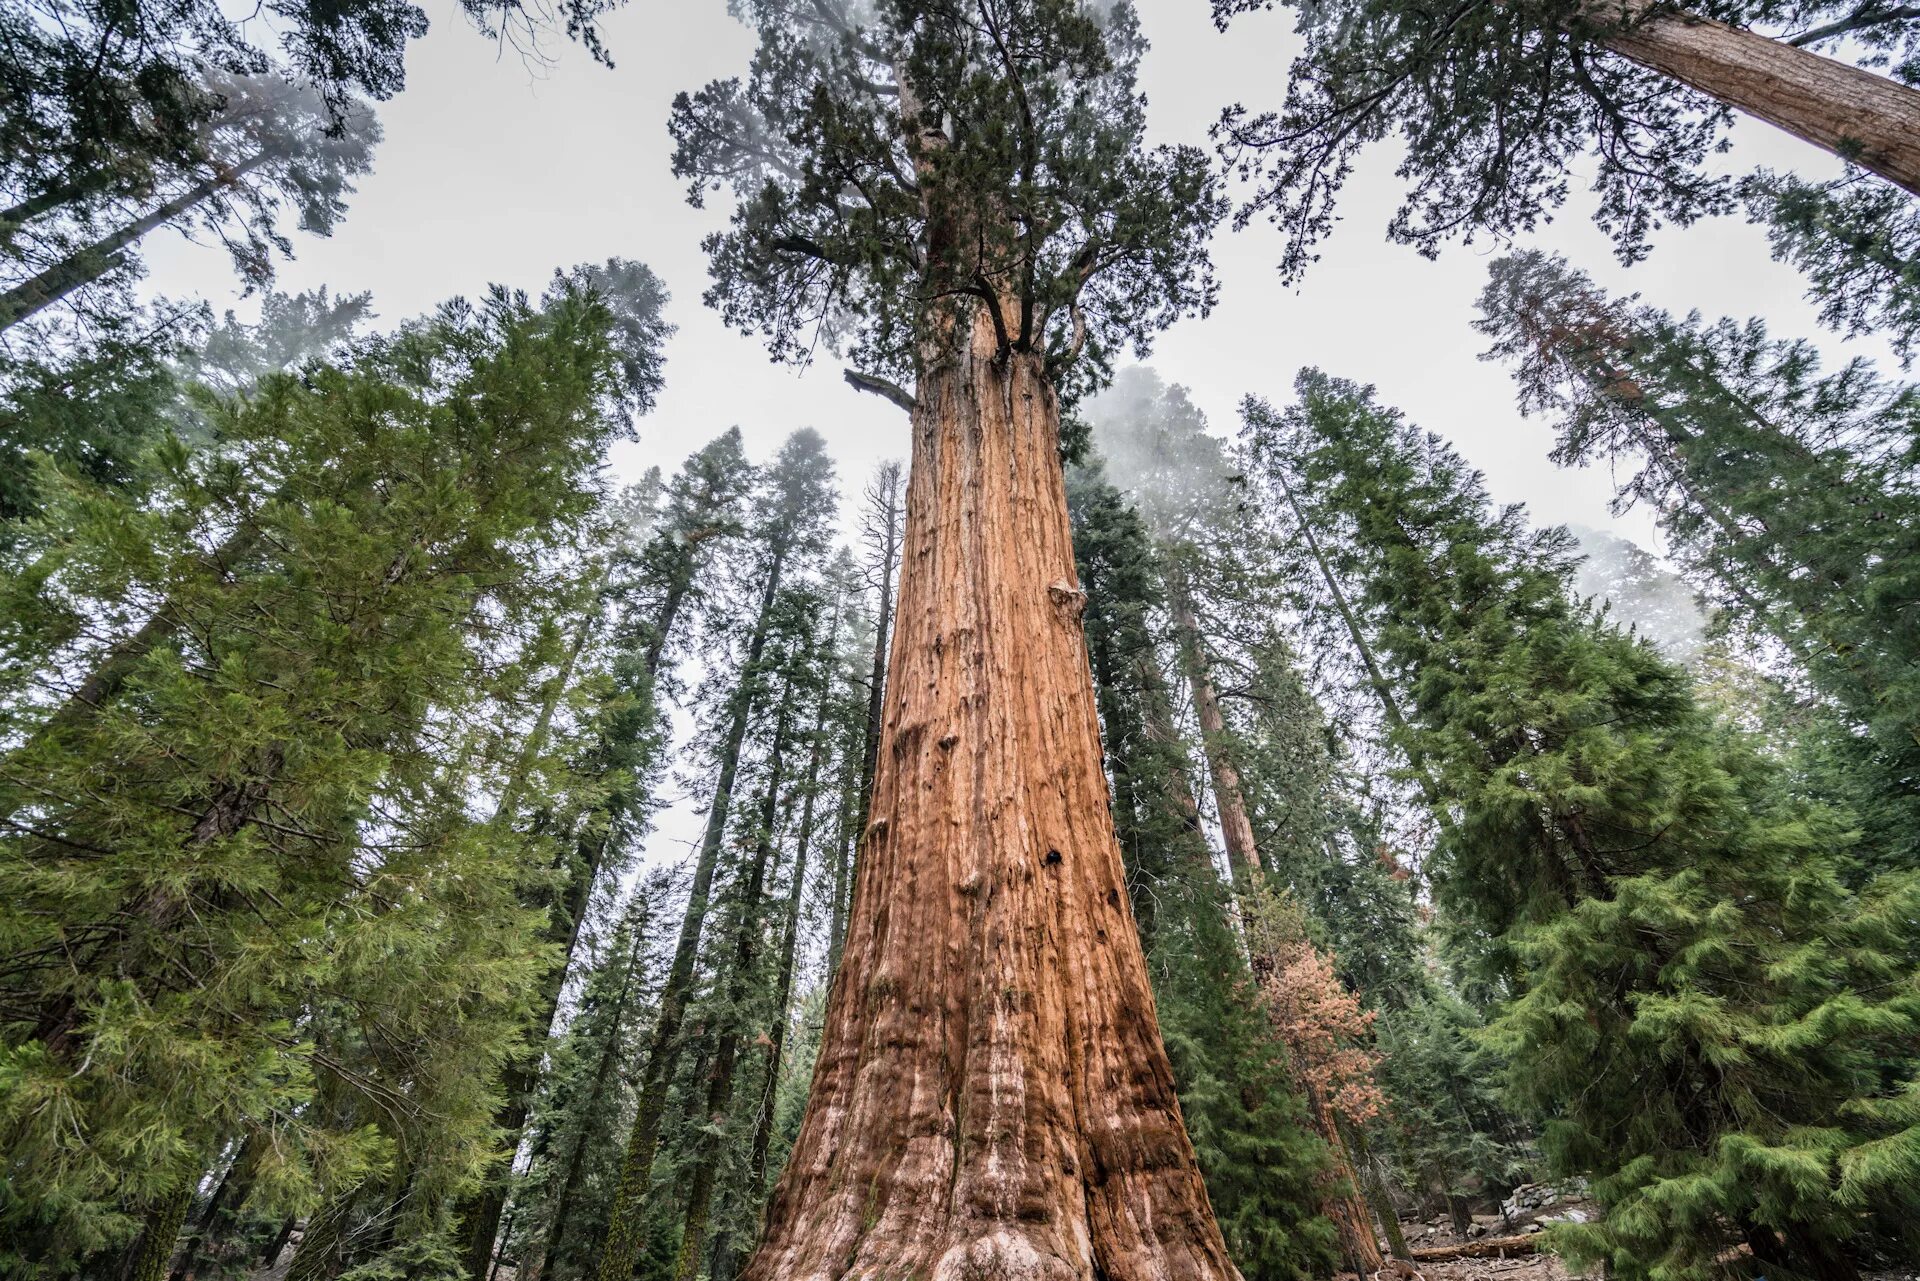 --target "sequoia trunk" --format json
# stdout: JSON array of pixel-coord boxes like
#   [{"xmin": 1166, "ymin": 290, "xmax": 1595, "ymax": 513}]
[
  {"xmin": 743, "ymin": 314, "xmax": 1237, "ymax": 1281},
  {"xmin": 1586, "ymin": 0, "xmax": 1920, "ymax": 196}
]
